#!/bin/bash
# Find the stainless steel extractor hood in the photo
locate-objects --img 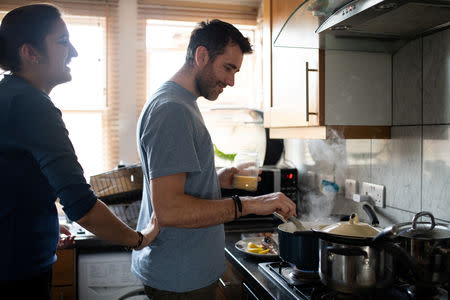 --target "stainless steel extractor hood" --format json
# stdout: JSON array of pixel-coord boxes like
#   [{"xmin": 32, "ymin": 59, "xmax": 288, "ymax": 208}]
[{"xmin": 274, "ymin": 0, "xmax": 450, "ymax": 52}]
